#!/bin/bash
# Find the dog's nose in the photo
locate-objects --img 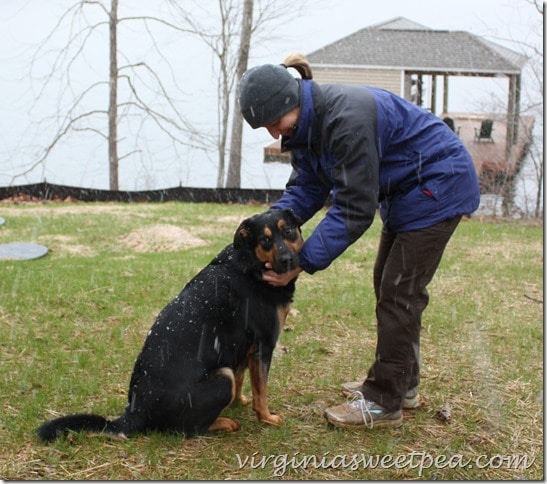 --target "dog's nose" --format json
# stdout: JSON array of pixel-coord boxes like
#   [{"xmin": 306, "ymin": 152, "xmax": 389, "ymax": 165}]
[
  {"xmin": 276, "ymin": 251, "xmax": 296, "ymax": 273},
  {"xmin": 279, "ymin": 252, "xmax": 292, "ymax": 263}
]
